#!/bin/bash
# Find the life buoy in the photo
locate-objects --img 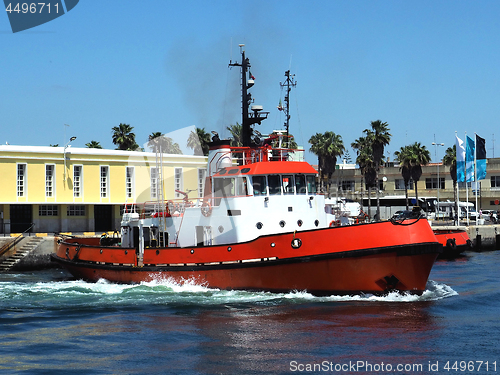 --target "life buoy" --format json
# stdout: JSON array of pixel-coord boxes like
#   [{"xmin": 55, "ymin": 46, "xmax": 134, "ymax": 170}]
[
  {"xmin": 329, "ymin": 220, "xmax": 335, "ymax": 227},
  {"xmin": 201, "ymin": 201, "xmax": 212, "ymax": 217}
]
